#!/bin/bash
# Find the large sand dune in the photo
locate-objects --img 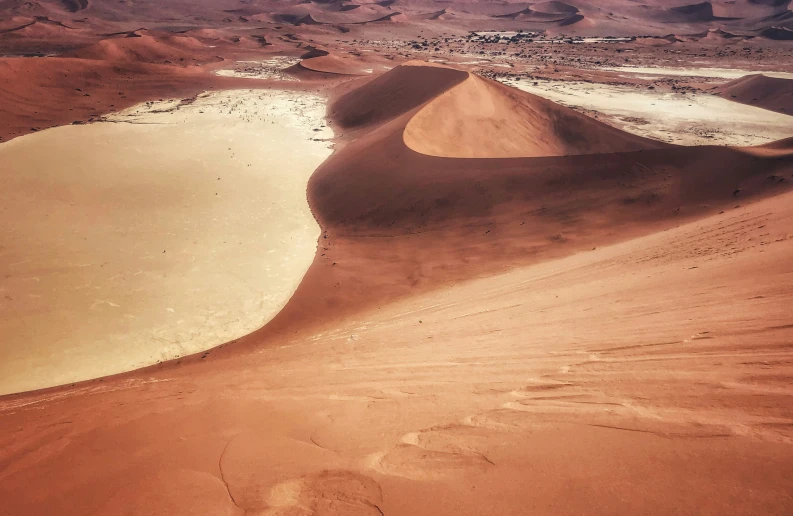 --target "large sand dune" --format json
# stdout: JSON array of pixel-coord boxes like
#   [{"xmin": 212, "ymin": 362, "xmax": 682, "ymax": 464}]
[
  {"xmin": 719, "ymin": 73, "xmax": 793, "ymax": 114},
  {"xmin": 403, "ymin": 65, "xmax": 661, "ymax": 158},
  {"xmin": 245, "ymin": 63, "xmax": 792, "ymax": 338}
]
